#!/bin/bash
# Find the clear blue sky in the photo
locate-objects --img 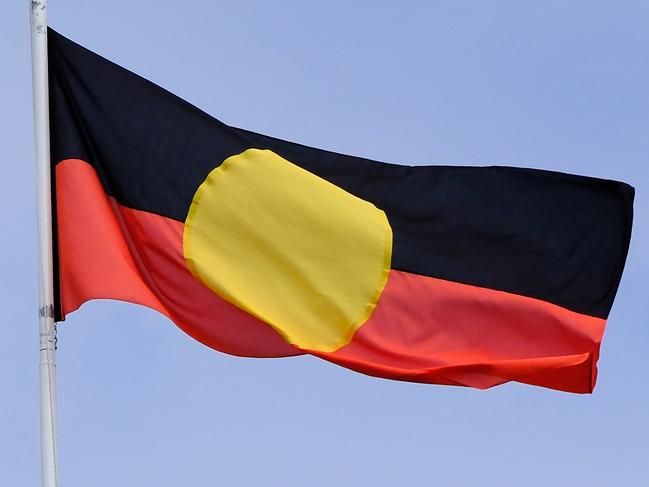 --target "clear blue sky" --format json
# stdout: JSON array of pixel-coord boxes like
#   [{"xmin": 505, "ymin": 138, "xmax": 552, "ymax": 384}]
[{"xmin": 2, "ymin": 1, "xmax": 648, "ymax": 485}]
